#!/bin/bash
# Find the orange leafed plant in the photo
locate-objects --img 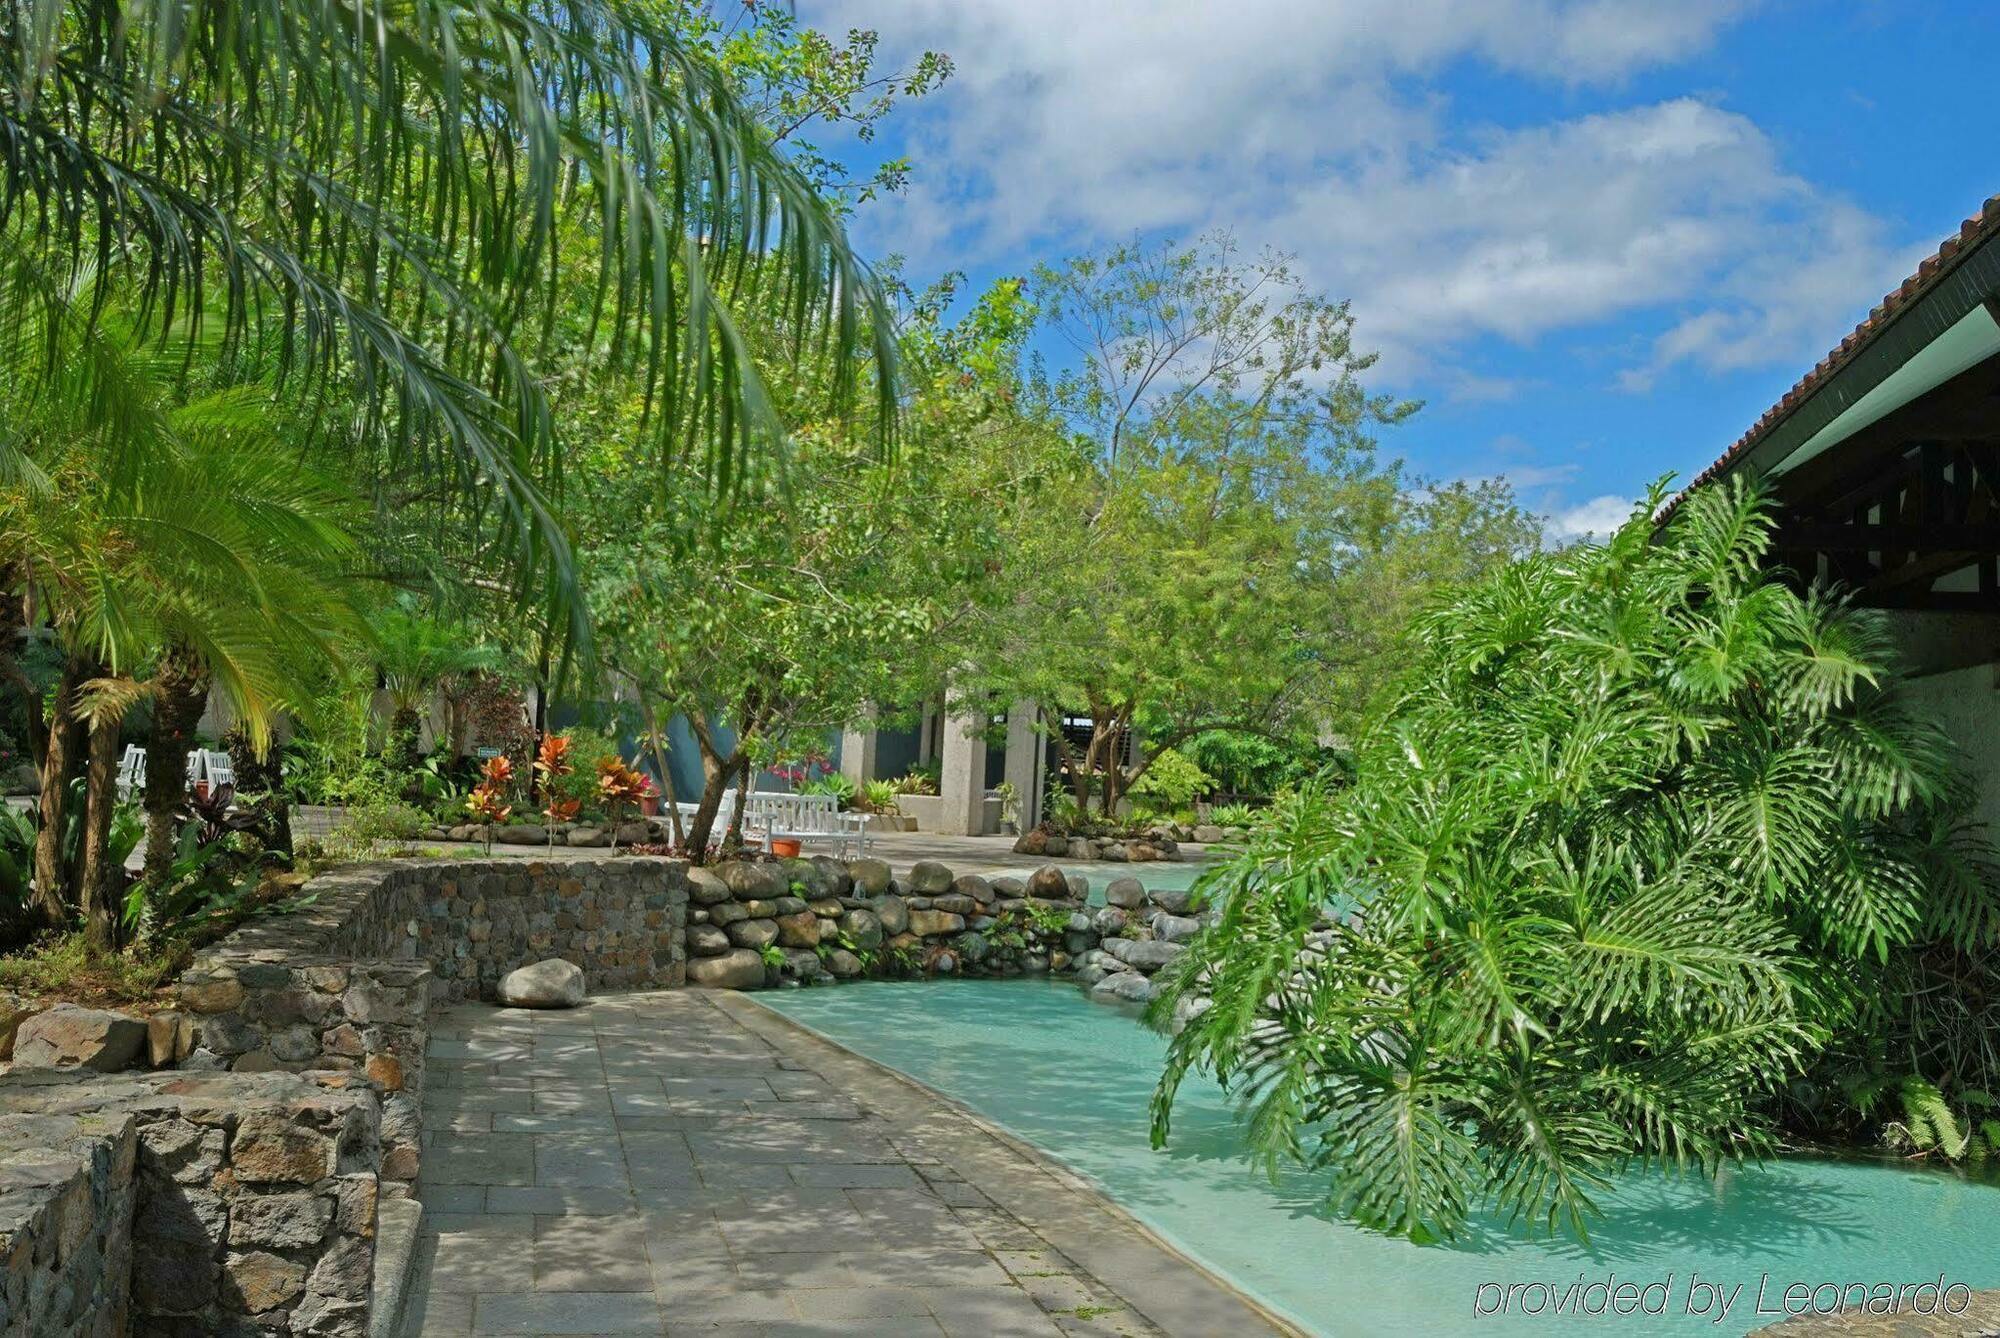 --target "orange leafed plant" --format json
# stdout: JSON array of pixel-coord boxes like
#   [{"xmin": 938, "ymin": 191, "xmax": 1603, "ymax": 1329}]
[
  {"xmin": 595, "ymin": 756, "xmax": 647, "ymax": 804},
  {"xmin": 543, "ymin": 796, "xmax": 581, "ymax": 823},
  {"xmin": 596, "ymin": 757, "xmax": 649, "ymax": 852},
  {"xmin": 466, "ymin": 785, "xmax": 511, "ymax": 824},
  {"xmin": 534, "ymin": 735, "xmax": 572, "ymax": 783},
  {"xmin": 481, "ymin": 754, "xmax": 515, "ymax": 787}
]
